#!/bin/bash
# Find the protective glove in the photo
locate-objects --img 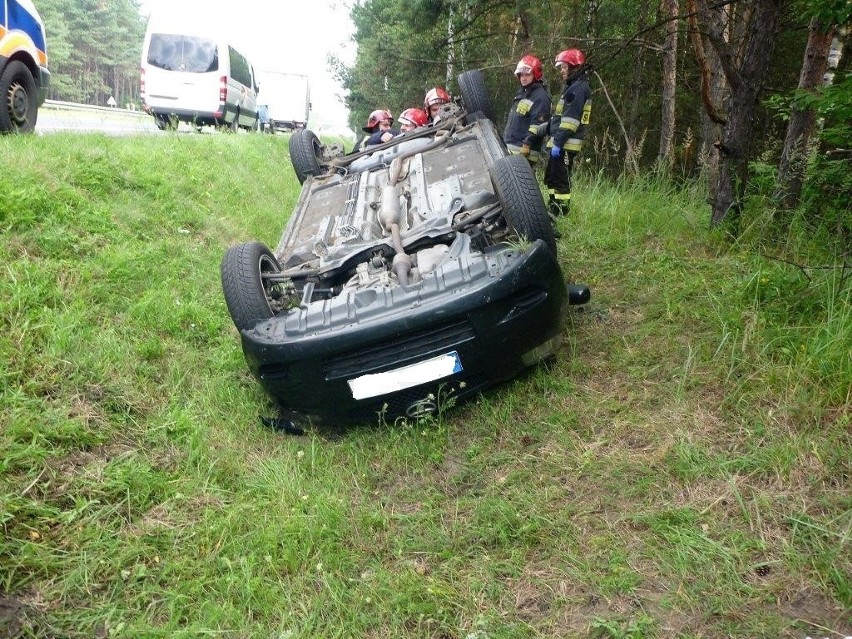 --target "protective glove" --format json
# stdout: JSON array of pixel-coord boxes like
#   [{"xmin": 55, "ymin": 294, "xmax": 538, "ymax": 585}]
[
  {"xmin": 519, "ymin": 145, "xmax": 531, "ymax": 157},
  {"xmin": 550, "ymin": 145, "xmax": 562, "ymax": 158}
]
